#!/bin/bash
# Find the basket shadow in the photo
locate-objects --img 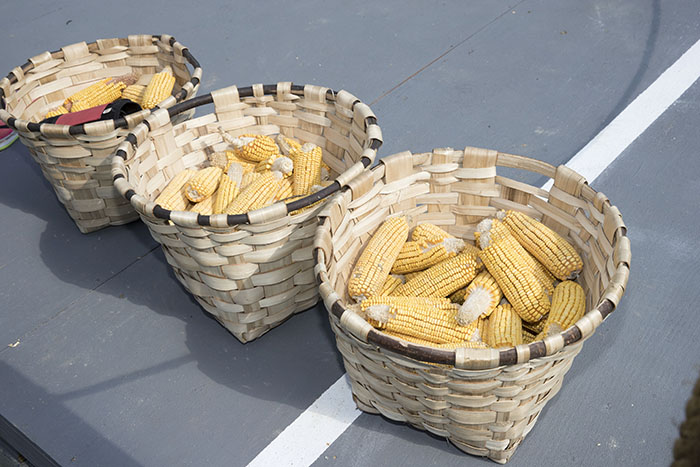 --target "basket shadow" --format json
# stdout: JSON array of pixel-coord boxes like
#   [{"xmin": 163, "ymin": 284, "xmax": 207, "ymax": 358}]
[{"xmin": 86, "ymin": 237, "xmax": 347, "ymax": 412}]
